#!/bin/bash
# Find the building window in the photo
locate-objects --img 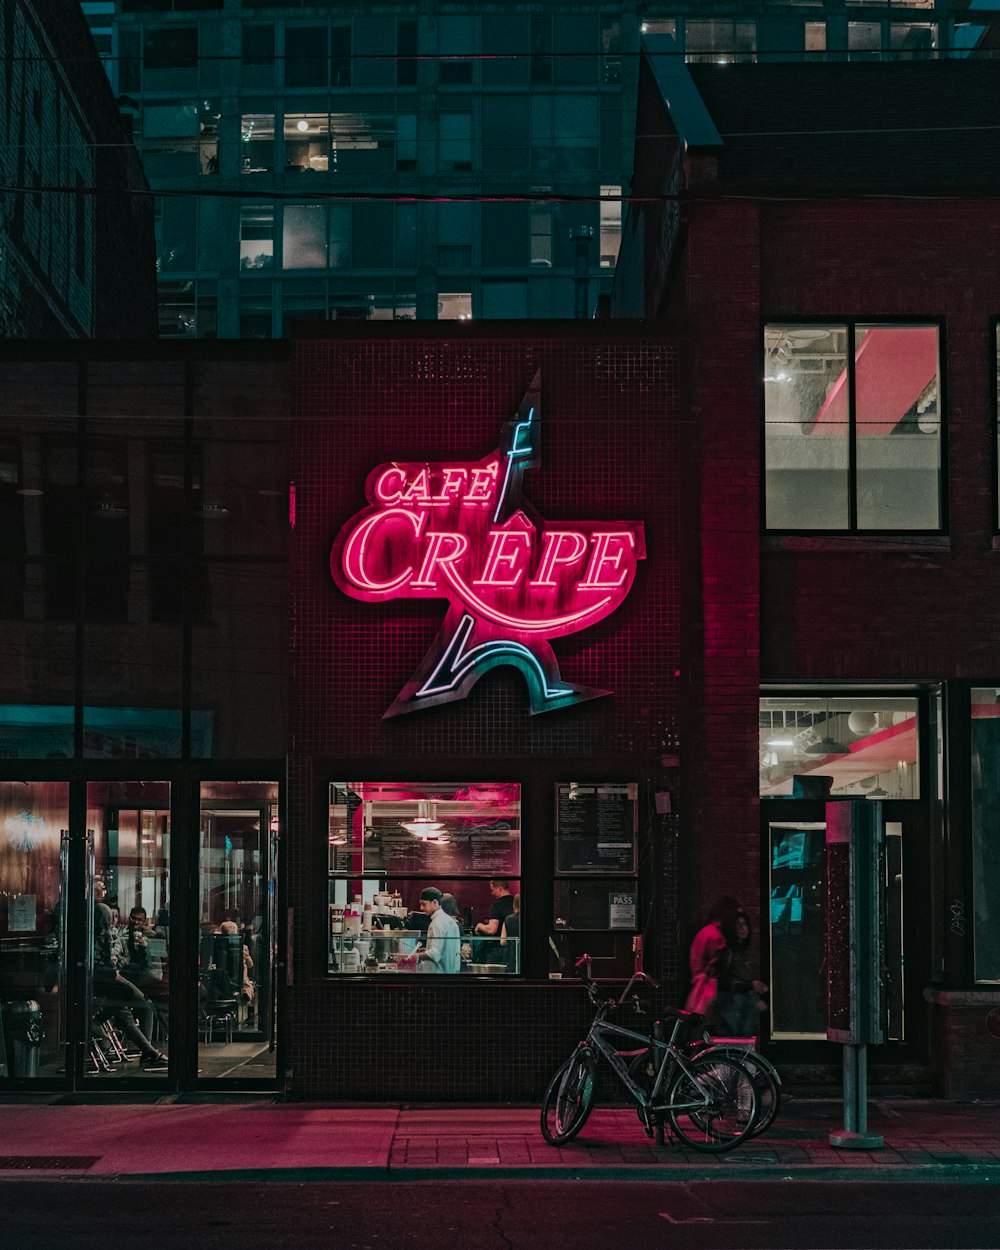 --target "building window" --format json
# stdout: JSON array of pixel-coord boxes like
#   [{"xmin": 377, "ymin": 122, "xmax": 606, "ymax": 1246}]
[
  {"xmin": 601, "ymin": 19, "xmax": 622, "ymax": 84},
  {"xmin": 284, "ymin": 26, "xmax": 328, "ymax": 88},
  {"xmin": 531, "ymin": 96, "xmax": 599, "ymax": 175},
  {"xmin": 438, "ymin": 16, "xmax": 474, "ymax": 85},
  {"xmin": 971, "ymin": 688, "xmax": 1000, "ymax": 982},
  {"xmin": 438, "ymin": 291, "xmax": 472, "ymax": 321},
  {"xmin": 143, "ymin": 27, "xmax": 197, "ymax": 71},
  {"xmin": 282, "ymin": 204, "xmax": 328, "ymax": 269},
  {"xmin": 599, "ymin": 185, "xmax": 621, "ymax": 268},
  {"xmin": 759, "ymin": 694, "xmax": 920, "ymax": 799},
  {"xmin": 327, "ymin": 782, "xmax": 521, "ymax": 976},
  {"xmin": 396, "ymin": 19, "xmax": 418, "ymax": 87},
  {"xmin": 805, "ymin": 22, "xmax": 827, "ymax": 59},
  {"xmin": 848, "ymin": 22, "xmax": 882, "ymax": 59},
  {"xmin": 241, "ymin": 23, "xmax": 274, "ymax": 86},
  {"xmin": 240, "ymin": 204, "xmax": 273, "ymax": 270},
  {"xmin": 241, "ymin": 112, "xmax": 274, "ymax": 174},
  {"xmin": 530, "ymin": 202, "xmax": 552, "ymax": 268},
  {"xmin": 438, "ymin": 111, "xmax": 473, "ymax": 171},
  {"xmin": 530, "ymin": 16, "xmax": 552, "ymax": 85},
  {"xmin": 890, "ymin": 23, "xmax": 937, "ymax": 59},
  {"xmin": 684, "ymin": 20, "xmax": 756, "ymax": 64},
  {"xmin": 284, "ymin": 112, "xmax": 330, "ymax": 173},
  {"xmin": 763, "ymin": 322, "xmax": 941, "ymax": 531}
]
